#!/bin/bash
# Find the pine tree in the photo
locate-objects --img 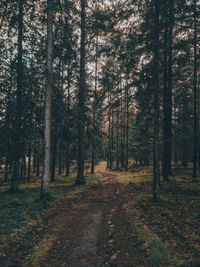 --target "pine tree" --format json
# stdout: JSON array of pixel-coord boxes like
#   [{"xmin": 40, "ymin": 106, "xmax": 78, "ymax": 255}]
[
  {"xmin": 40, "ymin": 0, "xmax": 53, "ymax": 200},
  {"xmin": 10, "ymin": 0, "xmax": 24, "ymax": 192},
  {"xmin": 76, "ymin": 0, "xmax": 86, "ymax": 185}
]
